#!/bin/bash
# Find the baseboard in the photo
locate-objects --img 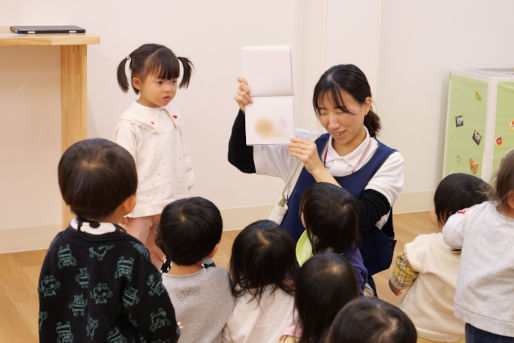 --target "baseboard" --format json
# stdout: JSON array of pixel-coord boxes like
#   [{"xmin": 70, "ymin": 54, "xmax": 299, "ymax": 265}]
[
  {"xmin": 0, "ymin": 225, "xmax": 61, "ymax": 254},
  {"xmin": 0, "ymin": 192, "xmax": 432, "ymax": 253},
  {"xmin": 393, "ymin": 191, "xmax": 434, "ymax": 213},
  {"xmin": 221, "ymin": 205, "xmax": 274, "ymax": 230}
]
